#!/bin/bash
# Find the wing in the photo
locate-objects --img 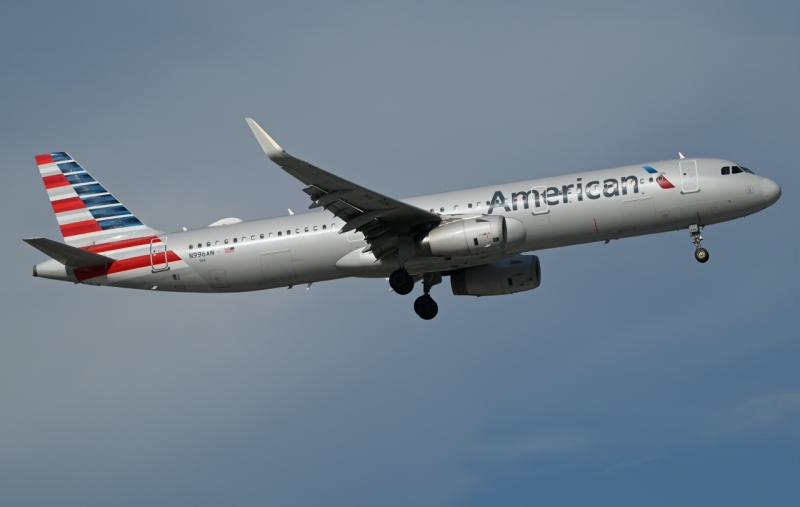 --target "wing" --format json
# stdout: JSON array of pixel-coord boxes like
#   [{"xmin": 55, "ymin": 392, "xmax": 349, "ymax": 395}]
[{"xmin": 246, "ymin": 118, "xmax": 441, "ymax": 259}]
